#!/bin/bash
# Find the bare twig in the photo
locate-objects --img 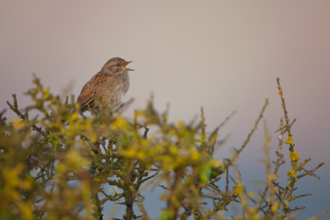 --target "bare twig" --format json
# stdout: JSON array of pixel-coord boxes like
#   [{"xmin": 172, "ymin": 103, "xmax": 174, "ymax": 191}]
[
  {"xmin": 143, "ymin": 127, "xmax": 149, "ymax": 139},
  {"xmin": 276, "ymin": 78, "xmax": 293, "ymax": 141},
  {"xmin": 297, "ymin": 163, "xmax": 325, "ymax": 180},
  {"xmin": 232, "ymin": 99, "xmax": 268, "ymax": 162},
  {"xmin": 7, "ymin": 94, "xmax": 48, "ymax": 137}
]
